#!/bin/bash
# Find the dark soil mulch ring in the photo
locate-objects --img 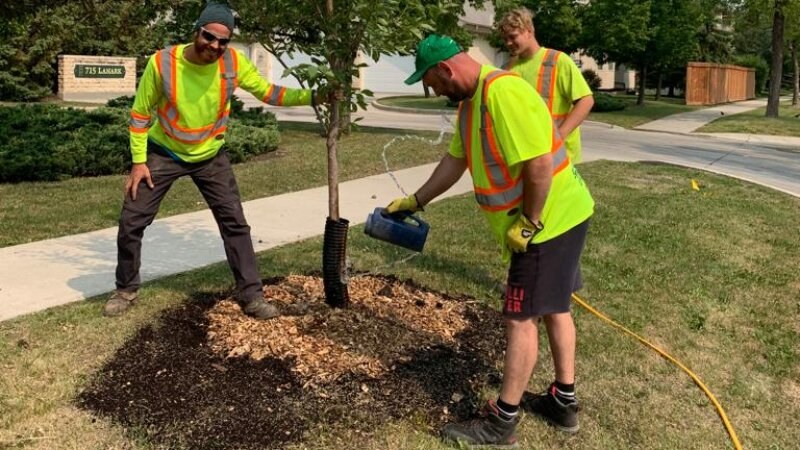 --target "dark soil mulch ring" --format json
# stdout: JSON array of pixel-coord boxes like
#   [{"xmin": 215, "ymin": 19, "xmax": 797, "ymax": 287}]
[{"xmin": 77, "ymin": 274, "xmax": 505, "ymax": 449}]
